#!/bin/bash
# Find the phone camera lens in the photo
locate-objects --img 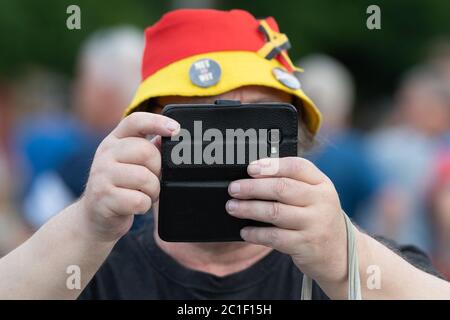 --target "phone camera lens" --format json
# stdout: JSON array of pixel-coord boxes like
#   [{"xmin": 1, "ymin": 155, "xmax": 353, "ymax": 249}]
[{"xmin": 268, "ymin": 129, "xmax": 281, "ymax": 144}]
